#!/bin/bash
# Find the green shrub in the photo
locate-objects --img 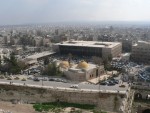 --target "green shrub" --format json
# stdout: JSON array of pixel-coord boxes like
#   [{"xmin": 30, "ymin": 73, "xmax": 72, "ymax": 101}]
[{"xmin": 33, "ymin": 102, "xmax": 96, "ymax": 112}]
